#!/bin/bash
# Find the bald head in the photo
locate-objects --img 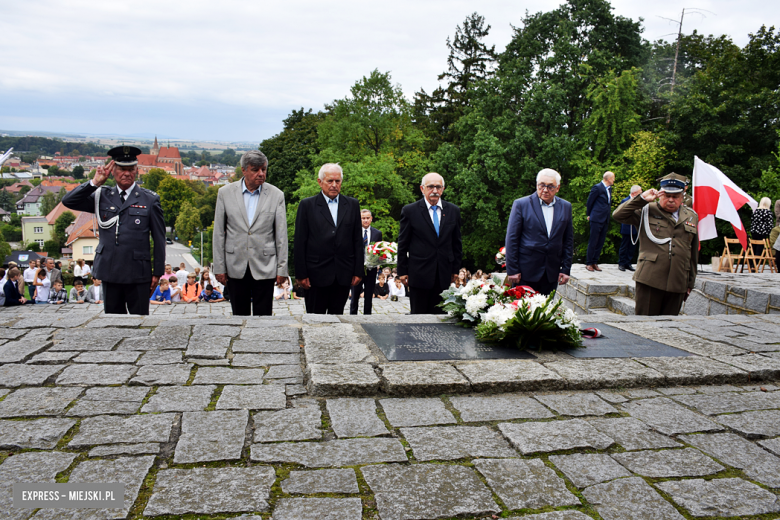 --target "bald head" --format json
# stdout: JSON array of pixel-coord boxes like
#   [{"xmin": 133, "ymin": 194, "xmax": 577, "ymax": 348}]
[
  {"xmin": 630, "ymin": 185, "xmax": 642, "ymax": 197},
  {"xmin": 603, "ymin": 171, "xmax": 615, "ymax": 186}
]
